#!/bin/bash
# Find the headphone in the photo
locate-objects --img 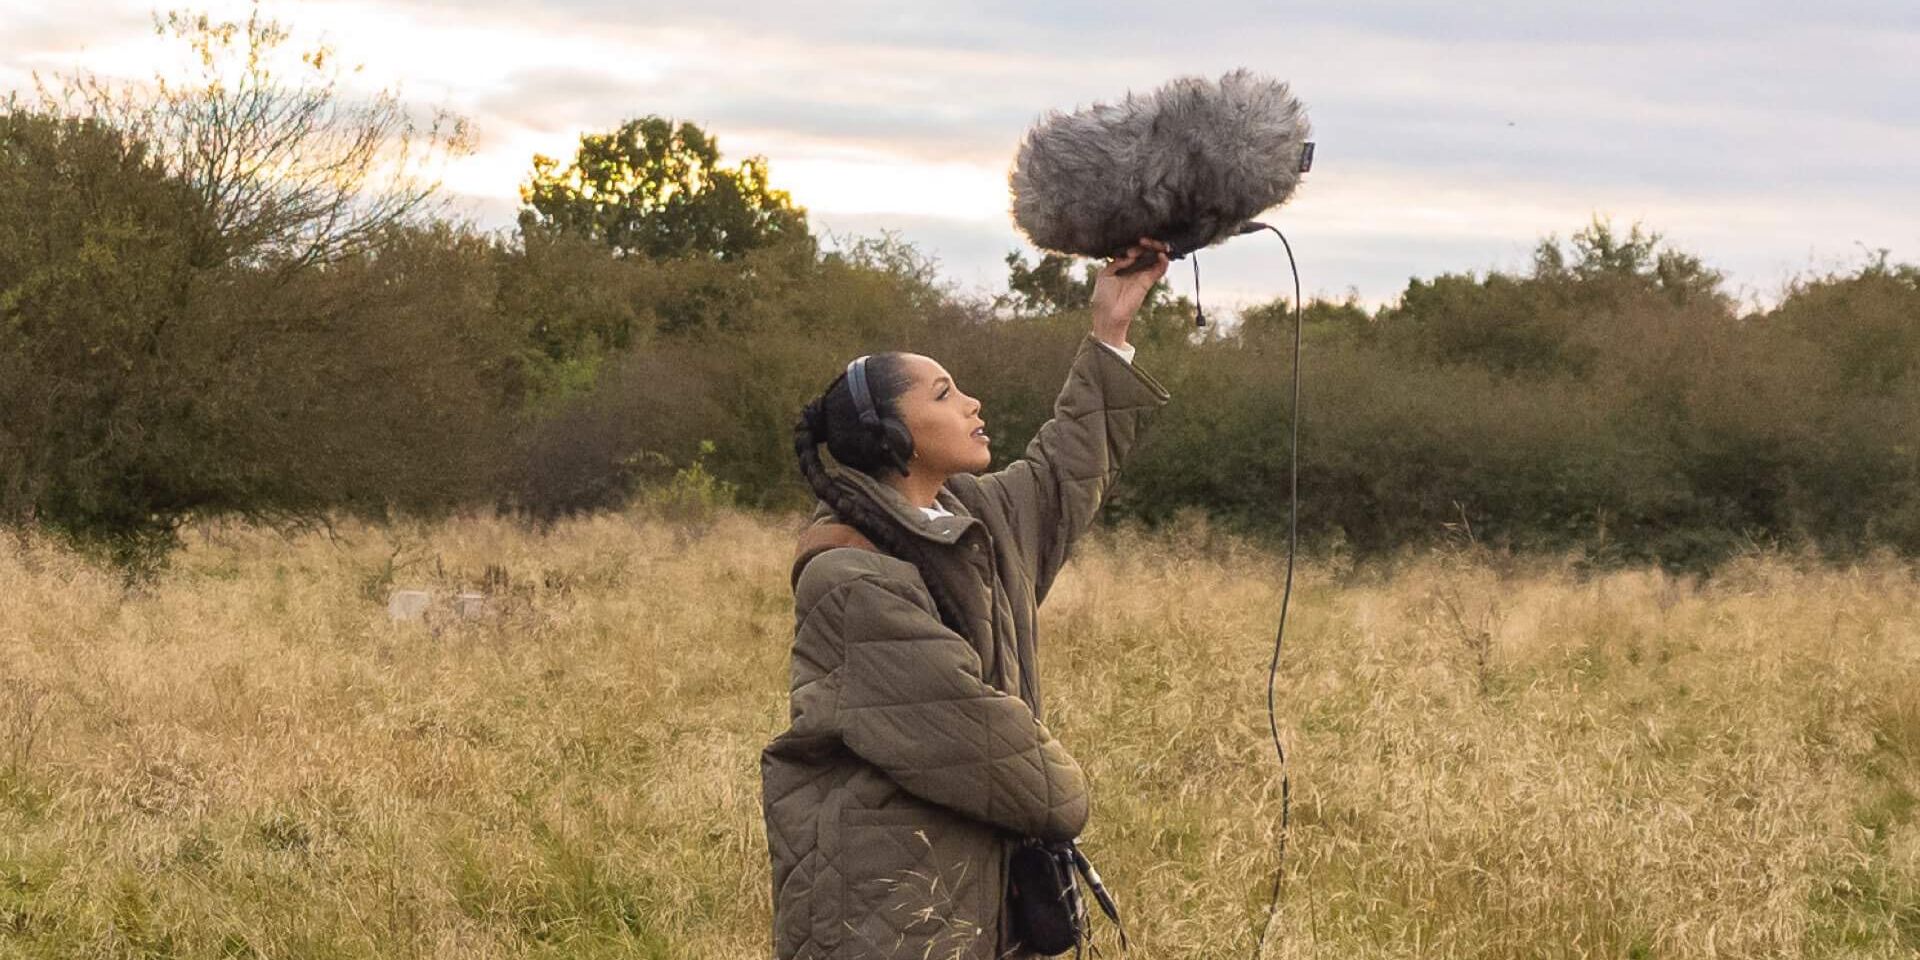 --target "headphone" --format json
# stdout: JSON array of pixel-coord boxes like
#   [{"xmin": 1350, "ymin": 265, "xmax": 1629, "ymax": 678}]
[{"xmin": 846, "ymin": 355, "xmax": 916, "ymax": 477}]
